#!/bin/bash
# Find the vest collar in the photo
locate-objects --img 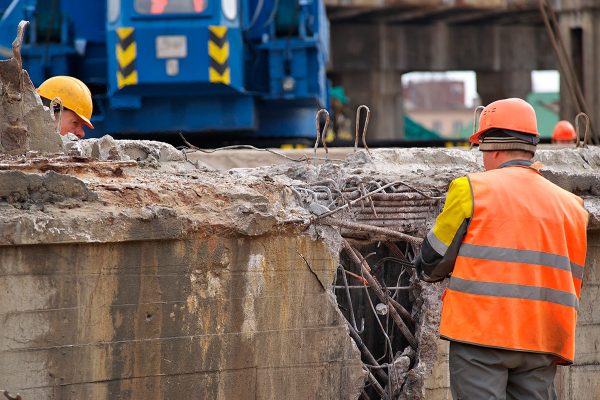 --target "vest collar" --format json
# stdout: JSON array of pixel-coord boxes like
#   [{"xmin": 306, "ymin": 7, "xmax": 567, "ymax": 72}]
[{"xmin": 498, "ymin": 159, "xmax": 533, "ymax": 169}]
